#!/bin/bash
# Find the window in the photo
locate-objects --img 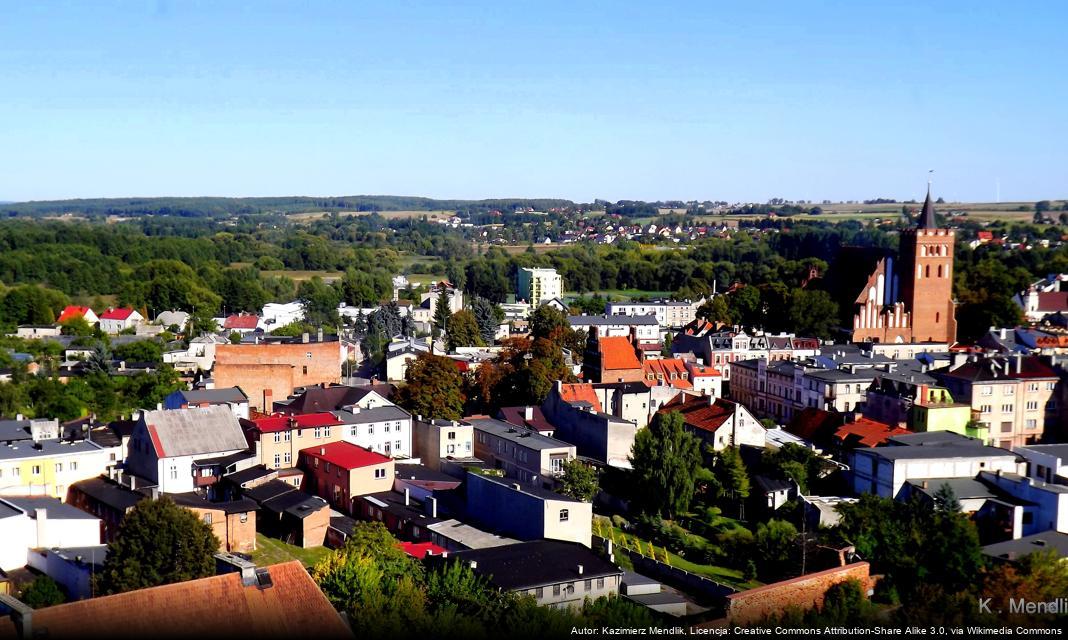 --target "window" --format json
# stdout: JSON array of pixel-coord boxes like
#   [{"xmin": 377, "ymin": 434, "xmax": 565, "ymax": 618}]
[
  {"xmin": 302, "ymin": 365, "xmax": 308, "ymax": 375},
  {"xmin": 925, "ymin": 265, "xmax": 930, "ymax": 278},
  {"xmin": 553, "ymin": 585, "xmax": 561, "ymax": 597},
  {"xmin": 203, "ymin": 513, "xmax": 212, "ymax": 525},
  {"xmin": 1002, "ymin": 404, "xmax": 1014, "ymax": 413},
  {"xmin": 31, "ymin": 465, "xmax": 41, "ymax": 475},
  {"xmin": 240, "ymin": 513, "xmax": 248, "ymax": 523},
  {"xmin": 274, "ymin": 432, "xmax": 282, "ymax": 443},
  {"xmin": 325, "ymin": 462, "xmax": 332, "ymax": 473},
  {"xmin": 1047, "ymin": 382, "xmax": 1056, "ymax": 391},
  {"xmin": 368, "ymin": 425, "xmax": 374, "ymax": 435},
  {"xmin": 314, "ymin": 427, "xmax": 323, "ymax": 439},
  {"xmin": 54, "ymin": 463, "xmax": 62, "ymax": 472},
  {"xmin": 1028, "ymin": 383, "xmax": 1039, "ymax": 392},
  {"xmin": 385, "ymin": 424, "xmax": 390, "ymax": 433},
  {"xmin": 1001, "ymin": 421, "xmax": 1013, "ymax": 433},
  {"xmin": 284, "ymin": 431, "xmax": 291, "ymax": 441},
  {"xmin": 284, "ymin": 452, "xmax": 292, "ymax": 464},
  {"xmin": 1026, "ymin": 401, "xmax": 1039, "ymax": 411},
  {"xmin": 584, "ymin": 579, "xmax": 592, "ymax": 592},
  {"xmin": 350, "ymin": 427, "xmax": 358, "ymax": 437},
  {"xmin": 447, "ymin": 431, "xmax": 456, "ymax": 440},
  {"xmin": 395, "ymin": 440, "xmax": 401, "ymax": 451},
  {"xmin": 536, "ymin": 587, "xmax": 544, "ymax": 598},
  {"xmin": 324, "ymin": 427, "xmax": 331, "ymax": 438},
  {"xmin": 1004, "ymin": 386, "xmax": 1015, "ymax": 395},
  {"xmin": 12, "ymin": 467, "xmax": 19, "ymax": 477},
  {"xmin": 274, "ymin": 454, "xmax": 281, "ymax": 467},
  {"xmin": 1026, "ymin": 419, "xmax": 1038, "ymax": 429},
  {"xmin": 981, "ymin": 386, "xmax": 993, "ymax": 396},
  {"xmin": 374, "ymin": 468, "xmax": 386, "ymax": 479},
  {"xmin": 597, "ymin": 578, "xmax": 605, "ymax": 589},
  {"xmin": 980, "ymin": 404, "xmax": 992, "ymax": 413},
  {"xmin": 170, "ymin": 467, "xmax": 178, "ymax": 480},
  {"xmin": 447, "ymin": 444, "xmax": 456, "ymax": 454},
  {"xmin": 559, "ymin": 509, "xmax": 569, "ymax": 522}
]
